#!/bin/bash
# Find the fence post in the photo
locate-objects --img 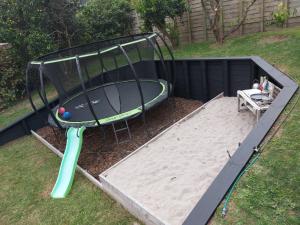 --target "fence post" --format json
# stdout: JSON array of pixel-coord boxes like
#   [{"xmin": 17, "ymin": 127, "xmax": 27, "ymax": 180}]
[
  {"xmin": 187, "ymin": 0, "xmax": 193, "ymax": 43},
  {"xmin": 285, "ymin": 0, "xmax": 289, "ymax": 28},
  {"xmin": 239, "ymin": 0, "xmax": 244, "ymax": 35},
  {"xmin": 260, "ymin": 0, "xmax": 265, "ymax": 32},
  {"xmin": 204, "ymin": 7, "xmax": 208, "ymax": 41},
  {"xmin": 220, "ymin": 0, "xmax": 224, "ymax": 39}
]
